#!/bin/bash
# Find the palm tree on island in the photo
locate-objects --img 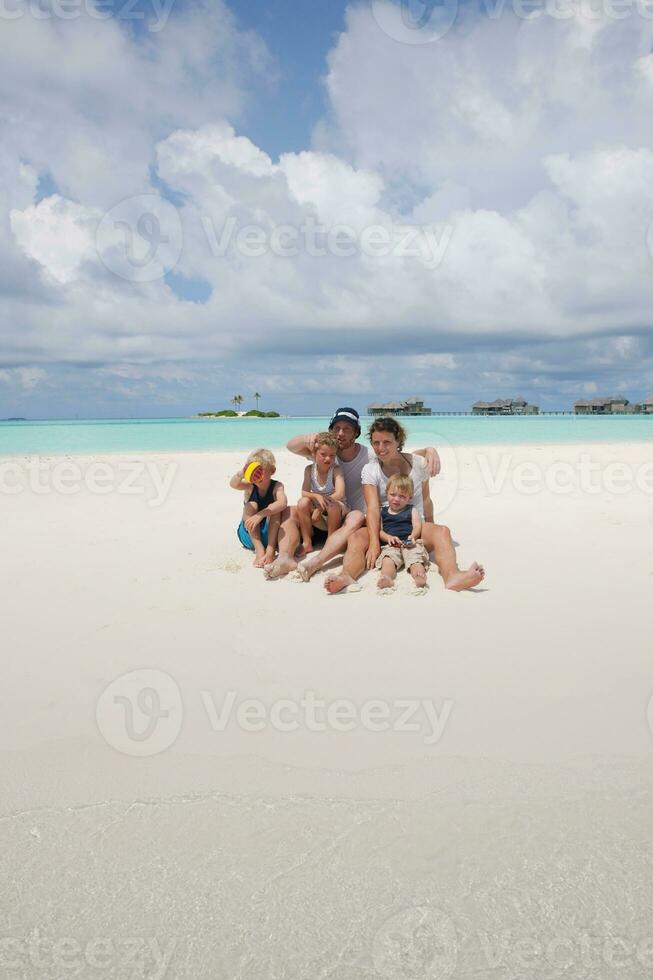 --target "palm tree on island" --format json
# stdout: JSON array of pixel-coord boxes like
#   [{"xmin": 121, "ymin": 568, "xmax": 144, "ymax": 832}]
[
  {"xmin": 254, "ymin": 391, "xmax": 262, "ymax": 411},
  {"xmin": 231, "ymin": 394, "xmax": 244, "ymax": 413}
]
